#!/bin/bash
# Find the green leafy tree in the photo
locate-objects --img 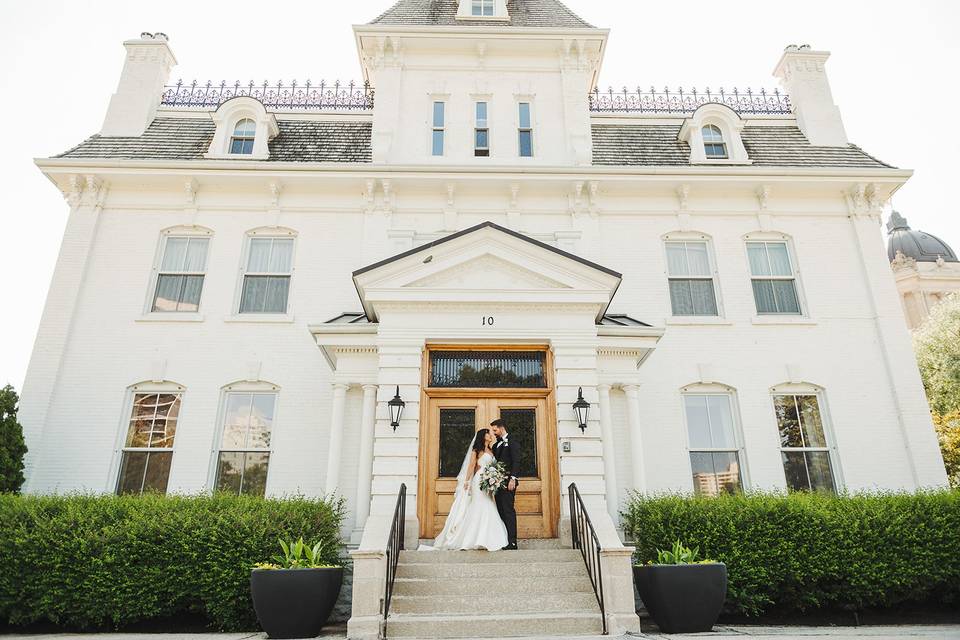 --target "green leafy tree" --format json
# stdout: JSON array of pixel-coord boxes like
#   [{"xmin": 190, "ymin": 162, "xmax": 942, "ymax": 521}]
[
  {"xmin": 934, "ymin": 411, "xmax": 960, "ymax": 489},
  {"xmin": 914, "ymin": 292, "xmax": 960, "ymax": 415},
  {"xmin": 0, "ymin": 385, "xmax": 28, "ymax": 493}
]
